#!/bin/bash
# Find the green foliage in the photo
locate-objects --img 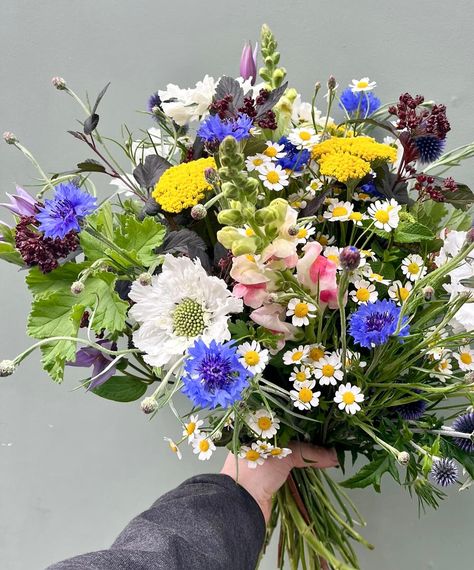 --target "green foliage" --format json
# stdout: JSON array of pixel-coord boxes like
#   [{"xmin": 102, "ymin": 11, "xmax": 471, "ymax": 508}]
[
  {"xmin": 341, "ymin": 453, "xmax": 400, "ymax": 492},
  {"xmin": 0, "ymin": 223, "xmax": 22, "ymax": 265},
  {"xmin": 393, "ymin": 220, "xmax": 435, "ymax": 243},
  {"xmin": 91, "ymin": 375, "xmax": 148, "ymax": 402},
  {"xmin": 114, "ymin": 215, "xmax": 166, "ymax": 266}
]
